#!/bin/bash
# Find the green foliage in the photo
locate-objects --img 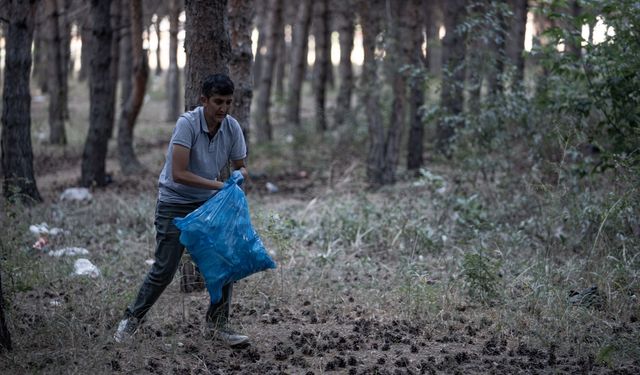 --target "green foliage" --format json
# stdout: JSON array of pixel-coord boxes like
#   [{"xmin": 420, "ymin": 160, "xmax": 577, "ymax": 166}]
[
  {"xmin": 462, "ymin": 251, "xmax": 502, "ymax": 302},
  {"xmin": 538, "ymin": 0, "xmax": 640, "ymax": 169}
]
